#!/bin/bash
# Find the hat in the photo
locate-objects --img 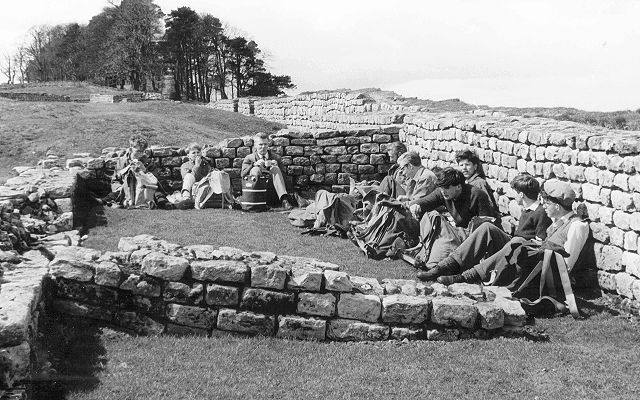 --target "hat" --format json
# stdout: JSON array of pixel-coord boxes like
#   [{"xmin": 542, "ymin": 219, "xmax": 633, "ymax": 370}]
[{"xmin": 543, "ymin": 180, "xmax": 576, "ymax": 208}]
